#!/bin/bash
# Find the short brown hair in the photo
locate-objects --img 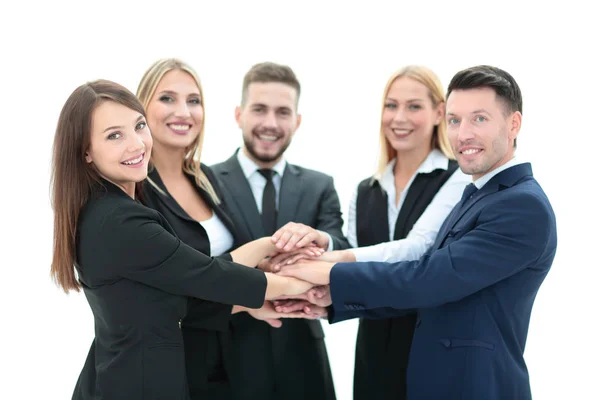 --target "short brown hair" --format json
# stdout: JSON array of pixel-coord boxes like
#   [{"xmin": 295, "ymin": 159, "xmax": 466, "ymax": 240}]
[
  {"xmin": 51, "ymin": 80, "xmax": 146, "ymax": 293},
  {"xmin": 241, "ymin": 62, "xmax": 301, "ymax": 107}
]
